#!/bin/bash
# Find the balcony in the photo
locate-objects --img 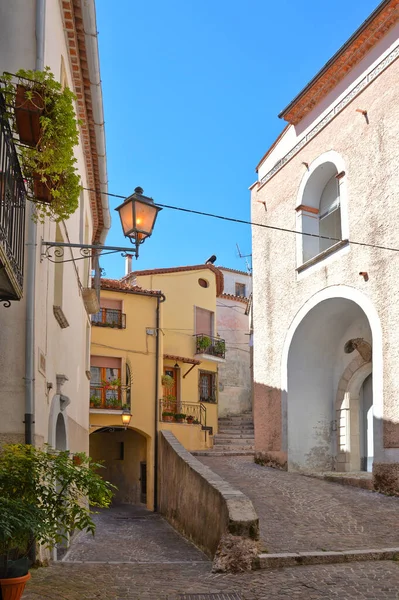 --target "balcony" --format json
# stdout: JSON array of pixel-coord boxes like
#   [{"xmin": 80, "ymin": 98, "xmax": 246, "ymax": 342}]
[
  {"xmin": 195, "ymin": 334, "xmax": 226, "ymax": 361},
  {"xmin": 159, "ymin": 399, "xmax": 212, "ymax": 433},
  {"xmin": 89, "ymin": 383, "xmax": 131, "ymax": 411},
  {"xmin": 92, "ymin": 308, "xmax": 126, "ymax": 329},
  {"xmin": 0, "ymin": 93, "xmax": 26, "ymax": 305}
]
